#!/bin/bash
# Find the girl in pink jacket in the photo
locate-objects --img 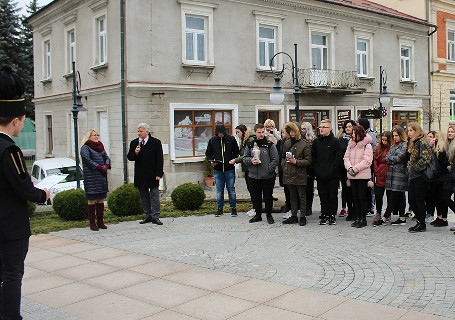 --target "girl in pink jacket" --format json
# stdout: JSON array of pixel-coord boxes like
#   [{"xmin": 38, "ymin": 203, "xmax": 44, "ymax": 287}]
[{"xmin": 344, "ymin": 126, "xmax": 373, "ymax": 228}]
